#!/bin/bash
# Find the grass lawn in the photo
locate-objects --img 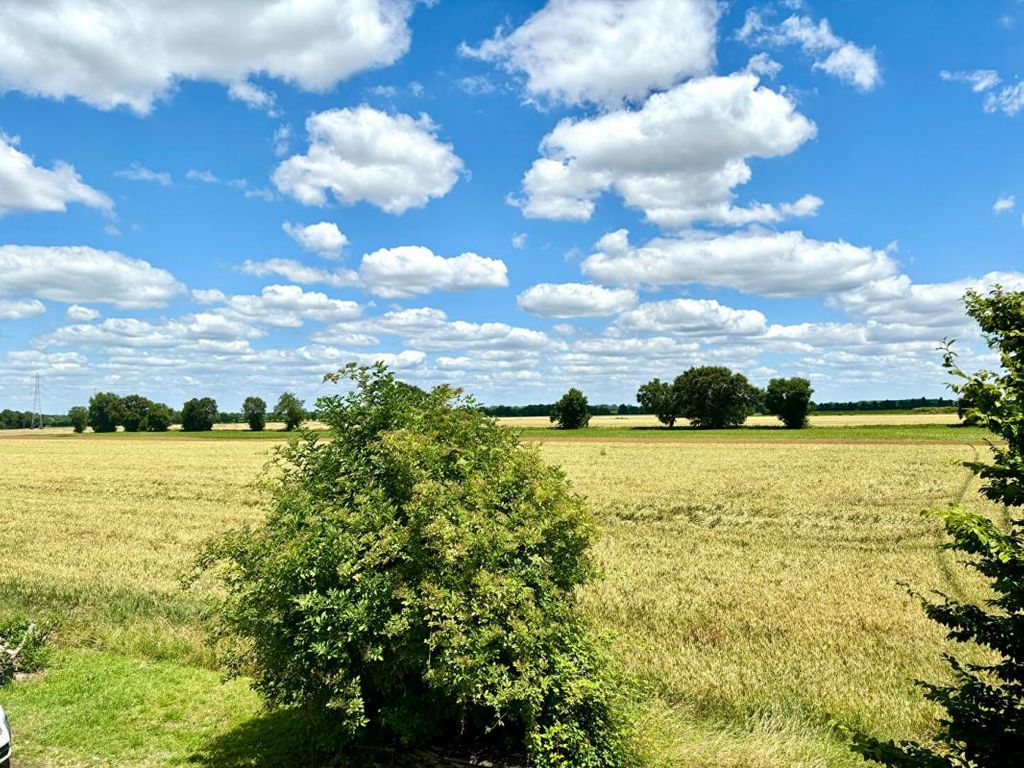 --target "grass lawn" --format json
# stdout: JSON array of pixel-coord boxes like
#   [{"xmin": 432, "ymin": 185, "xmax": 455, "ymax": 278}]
[{"xmin": 0, "ymin": 418, "xmax": 998, "ymax": 766}]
